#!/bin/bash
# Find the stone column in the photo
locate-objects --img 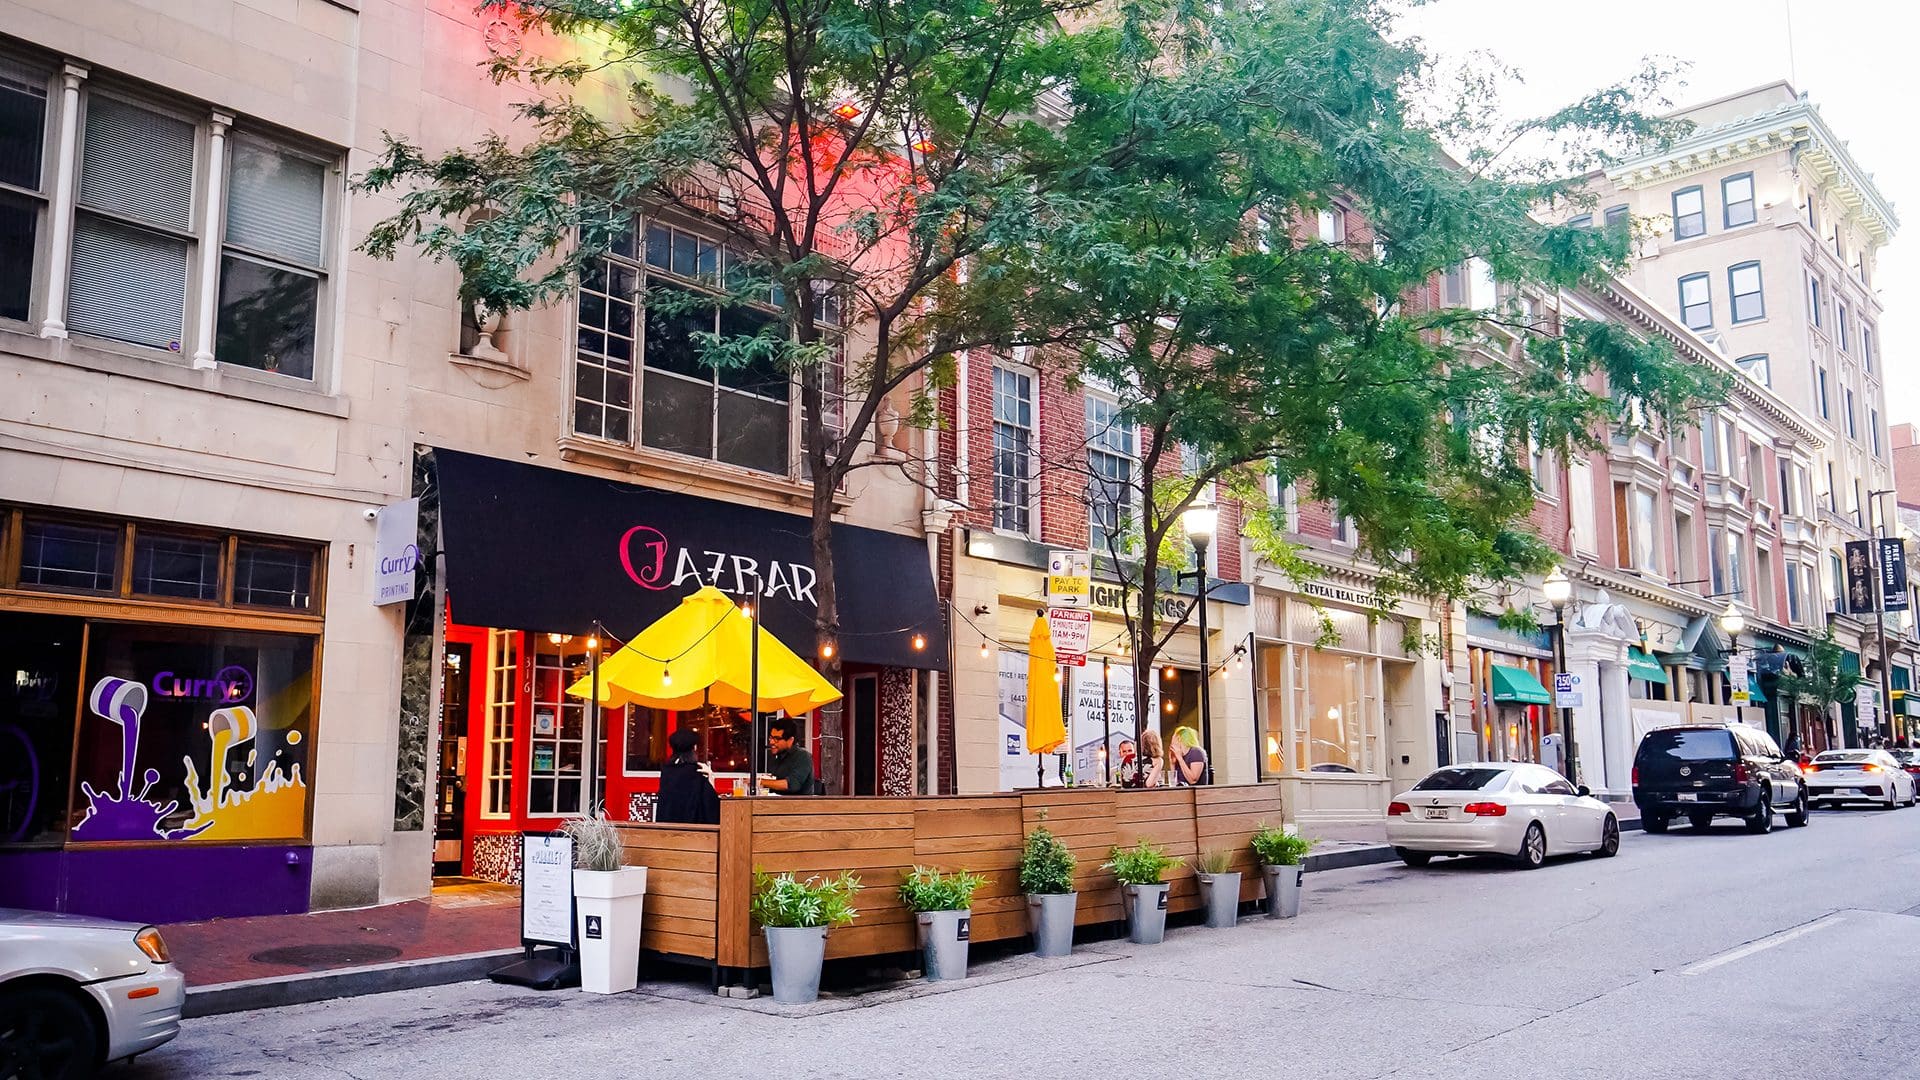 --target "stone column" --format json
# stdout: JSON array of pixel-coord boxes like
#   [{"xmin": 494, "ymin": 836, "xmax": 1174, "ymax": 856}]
[
  {"xmin": 189, "ymin": 111, "xmax": 233, "ymax": 369},
  {"xmin": 37, "ymin": 62, "xmax": 88, "ymax": 339}
]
